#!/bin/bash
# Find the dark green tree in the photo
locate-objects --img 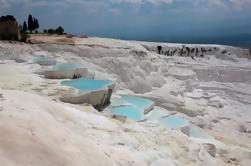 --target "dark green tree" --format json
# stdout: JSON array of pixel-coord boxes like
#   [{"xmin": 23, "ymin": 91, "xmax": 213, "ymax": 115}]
[
  {"xmin": 48, "ymin": 28, "xmax": 55, "ymax": 34},
  {"xmin": 33, "ymin": 18, "xmax": 39, "ymax": 31},
  {"xmin": 55, "ymin": 26, "xmax": 64, "ymax": 35},
  {"xmin": 20, "ymin": 32, "xmax": 29, "ymax": 42},
  {"xmin": 36, "ymin": 19, "xmax": 39, "ymax": 29},
  {"xmin": 23, "ymin": 21, "xmax": 27, "ymax": 32},
  {"xmin": 28, "ymin": 14, "xmax": 34, "ymax": 32},
  {"xmin": 0, "ymin": 15, "xmax": 15, "ymax": 22},
  {"xmin": 33, "ymin": 17, "xmax": 35, "ymax": 29}
]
